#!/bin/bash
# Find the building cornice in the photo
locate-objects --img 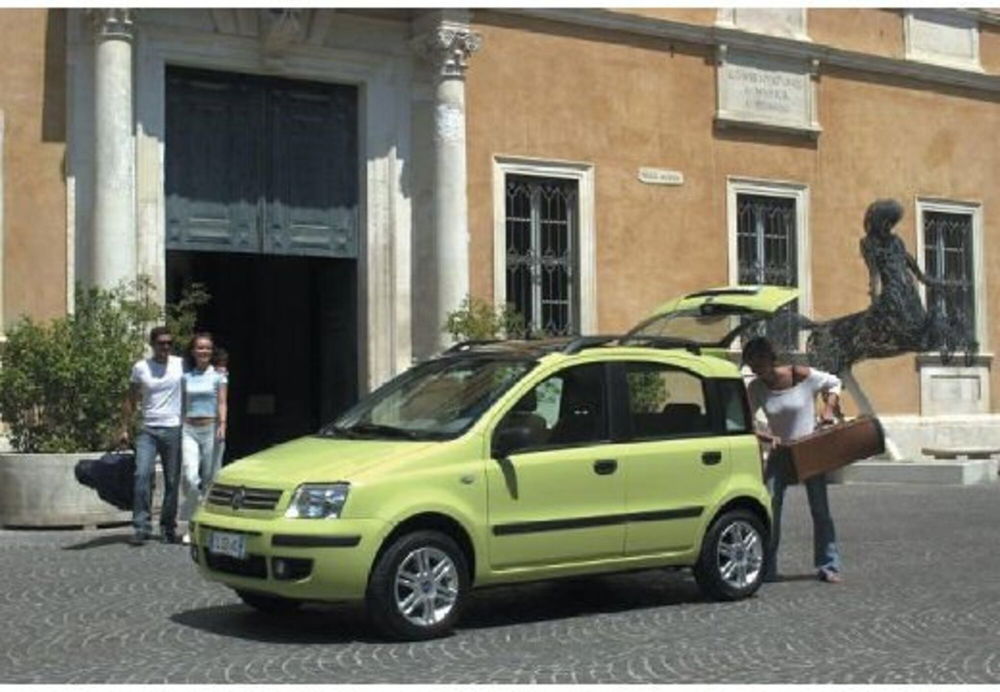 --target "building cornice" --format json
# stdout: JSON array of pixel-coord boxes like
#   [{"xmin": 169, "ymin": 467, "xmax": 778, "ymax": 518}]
[{"xmin": 496, "ymin": 8, "xmax": 1000, "ymax": 95}]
